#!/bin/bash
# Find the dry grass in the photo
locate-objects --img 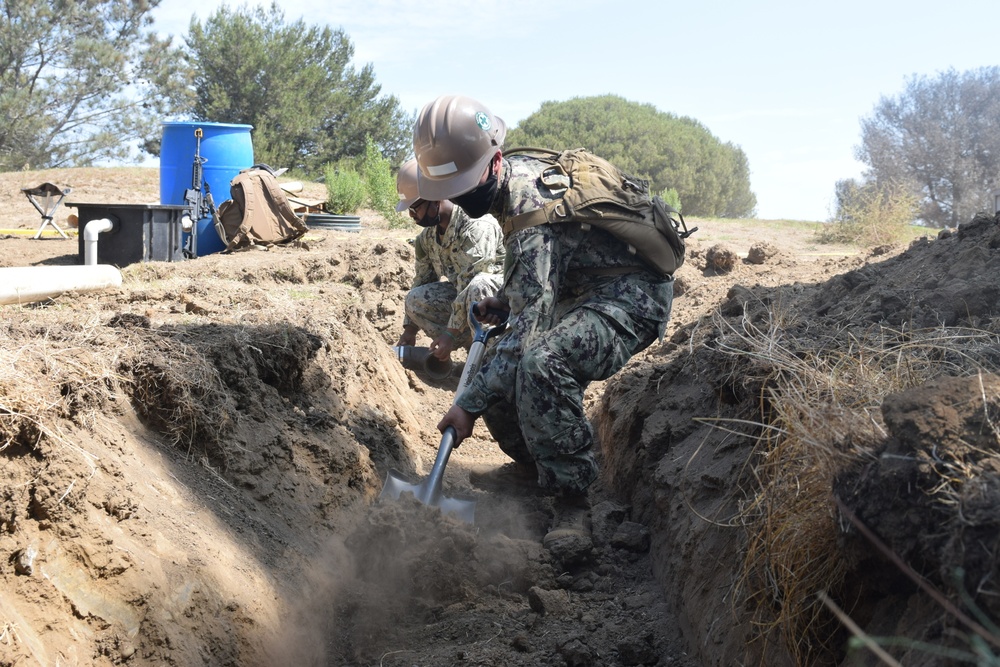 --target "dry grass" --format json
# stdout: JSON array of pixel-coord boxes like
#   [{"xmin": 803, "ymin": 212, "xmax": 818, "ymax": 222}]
[
  {"xmin": 0, "ymin": 313, "xmax": 126, "ymax": 457},
  {"xmin": 0, "ymin": 621, "xmax": 20, "ymax": 646},
  {"xmin": 709, "ymin": 303, "xmax": 1000, "ymax": 665},
  {"xmin": 2, "ymin": 306, "xmax": 247, "ymax": 469},
  {"xmin": 128, "ymin": 330, "xmax": 239, "ymax": 461}
]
